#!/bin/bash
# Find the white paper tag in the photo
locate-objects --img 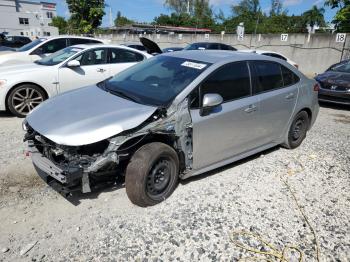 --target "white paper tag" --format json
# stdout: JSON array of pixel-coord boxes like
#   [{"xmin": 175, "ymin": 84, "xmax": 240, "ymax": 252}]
[{"xmin": 181, "ymin": 61, "xmax": 207, "ymax": 70}]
